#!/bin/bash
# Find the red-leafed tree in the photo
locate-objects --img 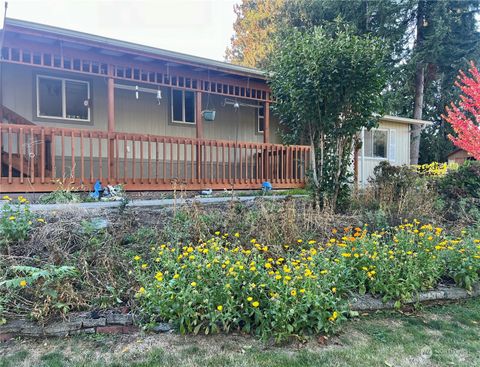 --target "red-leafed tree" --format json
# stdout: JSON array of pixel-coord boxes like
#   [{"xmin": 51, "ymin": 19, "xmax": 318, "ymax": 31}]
[{"xmin": 442, "ymin": 62, "xmax": 480, "ymax": 160}]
